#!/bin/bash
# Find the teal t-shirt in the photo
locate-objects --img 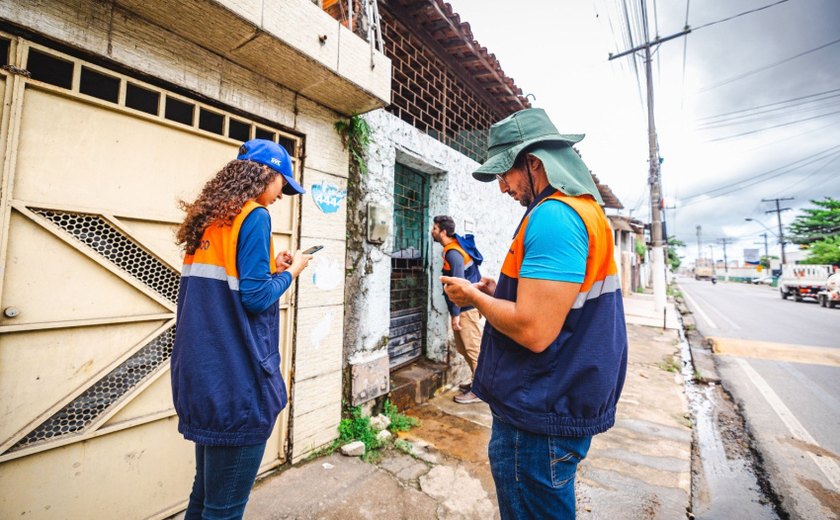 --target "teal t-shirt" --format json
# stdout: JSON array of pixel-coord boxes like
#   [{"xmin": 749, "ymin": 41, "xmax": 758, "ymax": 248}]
[{"xmin": 520, "ymin": 200, "xmax": 588, "ymax": 283}]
